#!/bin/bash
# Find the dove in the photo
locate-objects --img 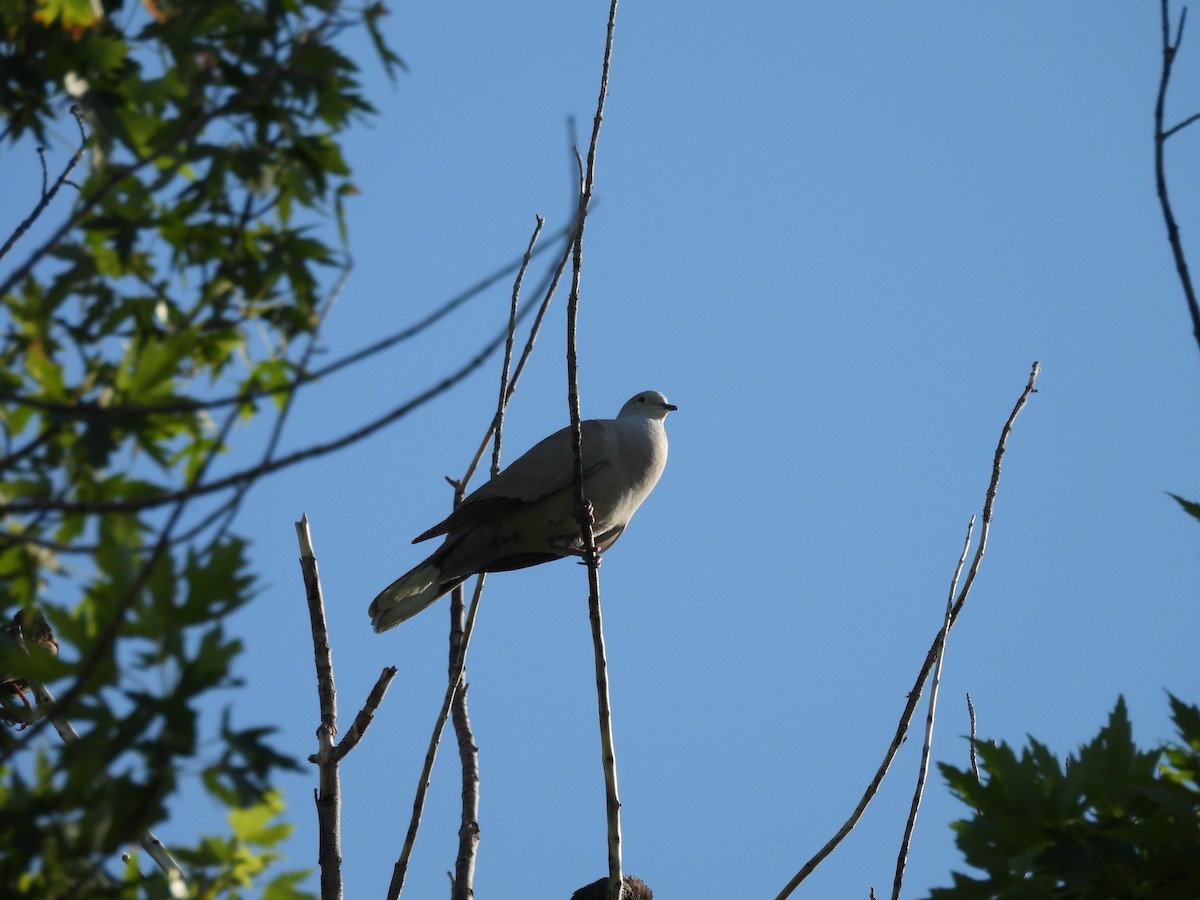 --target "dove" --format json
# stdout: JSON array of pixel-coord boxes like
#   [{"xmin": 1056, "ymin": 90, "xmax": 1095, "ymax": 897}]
[{"xmin": 369, "ymin": 390, "xmax": 676, "ymax": 632}]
